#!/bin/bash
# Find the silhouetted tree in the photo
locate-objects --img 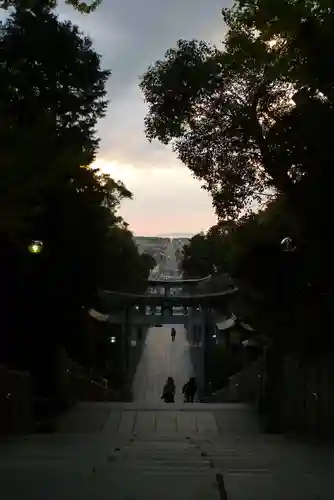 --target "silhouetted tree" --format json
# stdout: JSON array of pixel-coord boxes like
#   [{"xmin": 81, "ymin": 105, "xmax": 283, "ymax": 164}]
[{"xmin": 0, "ymin": 9, "xmax": 149, "ymax": 406}]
